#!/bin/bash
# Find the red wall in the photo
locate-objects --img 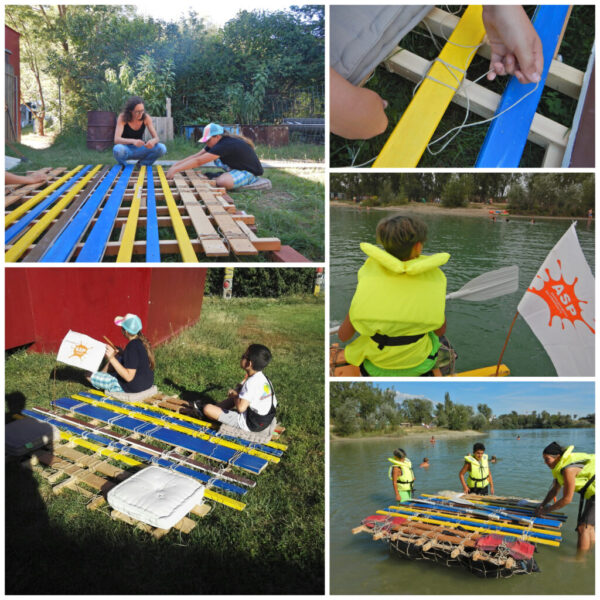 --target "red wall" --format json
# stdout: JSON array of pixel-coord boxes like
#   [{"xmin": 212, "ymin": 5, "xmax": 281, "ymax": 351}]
[
  {"xmin": 5, "ymin": 267, "xmax": 206, "ymax": 352},
  {"xmin": 5, "ymin": 25, "xmax": 21, "ymax": 141}
]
